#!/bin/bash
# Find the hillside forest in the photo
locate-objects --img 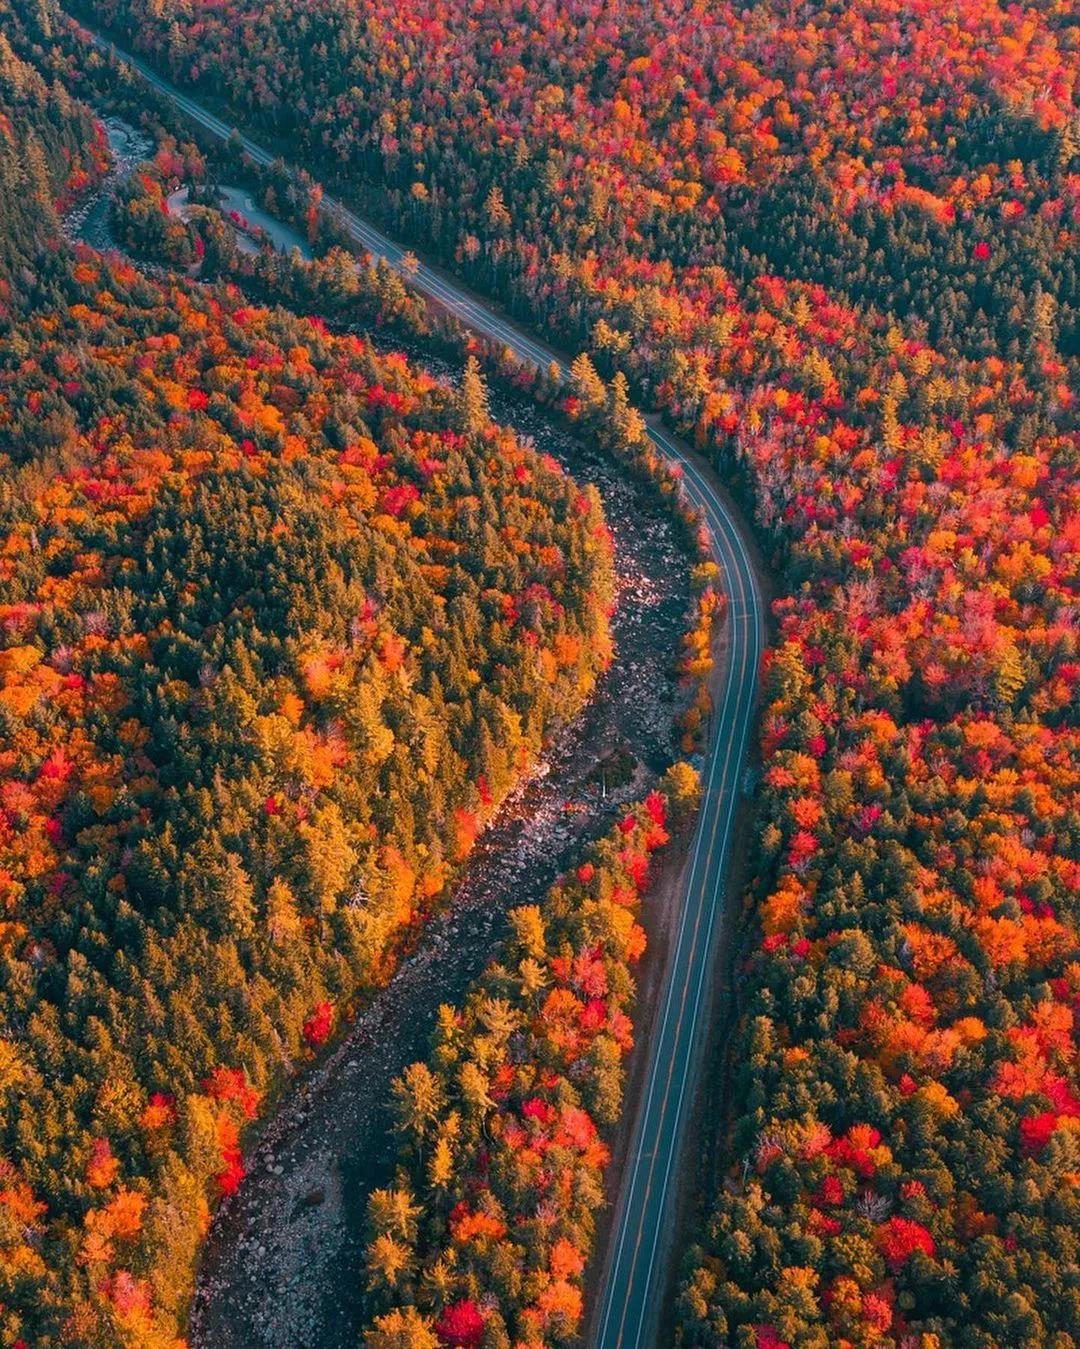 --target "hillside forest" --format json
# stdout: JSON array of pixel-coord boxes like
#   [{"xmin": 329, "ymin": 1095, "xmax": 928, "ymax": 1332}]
[
  {"xmin": 0, "ymin": 0, "xmax": 1077, "ymax": 1345},
  {"xmin": 75, "ymin": 0, "xmax": 1080, "ymax": 1343},
  {"xmin": 0, "ymin": 5, "xmax": 624, "ymax": 1340}
]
